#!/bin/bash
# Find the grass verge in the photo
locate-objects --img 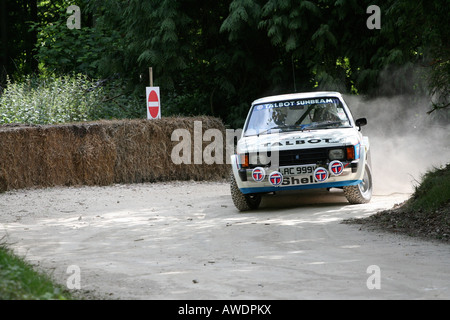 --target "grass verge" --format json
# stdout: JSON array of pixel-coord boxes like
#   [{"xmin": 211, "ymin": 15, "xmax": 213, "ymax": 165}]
[
  {"xmin": 0, "ymin": 242, "xmax": 76, "ymax": 300},
  {"xmin": 344, "ymin": 163, "xmax": 450, "ymax": 242}
]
